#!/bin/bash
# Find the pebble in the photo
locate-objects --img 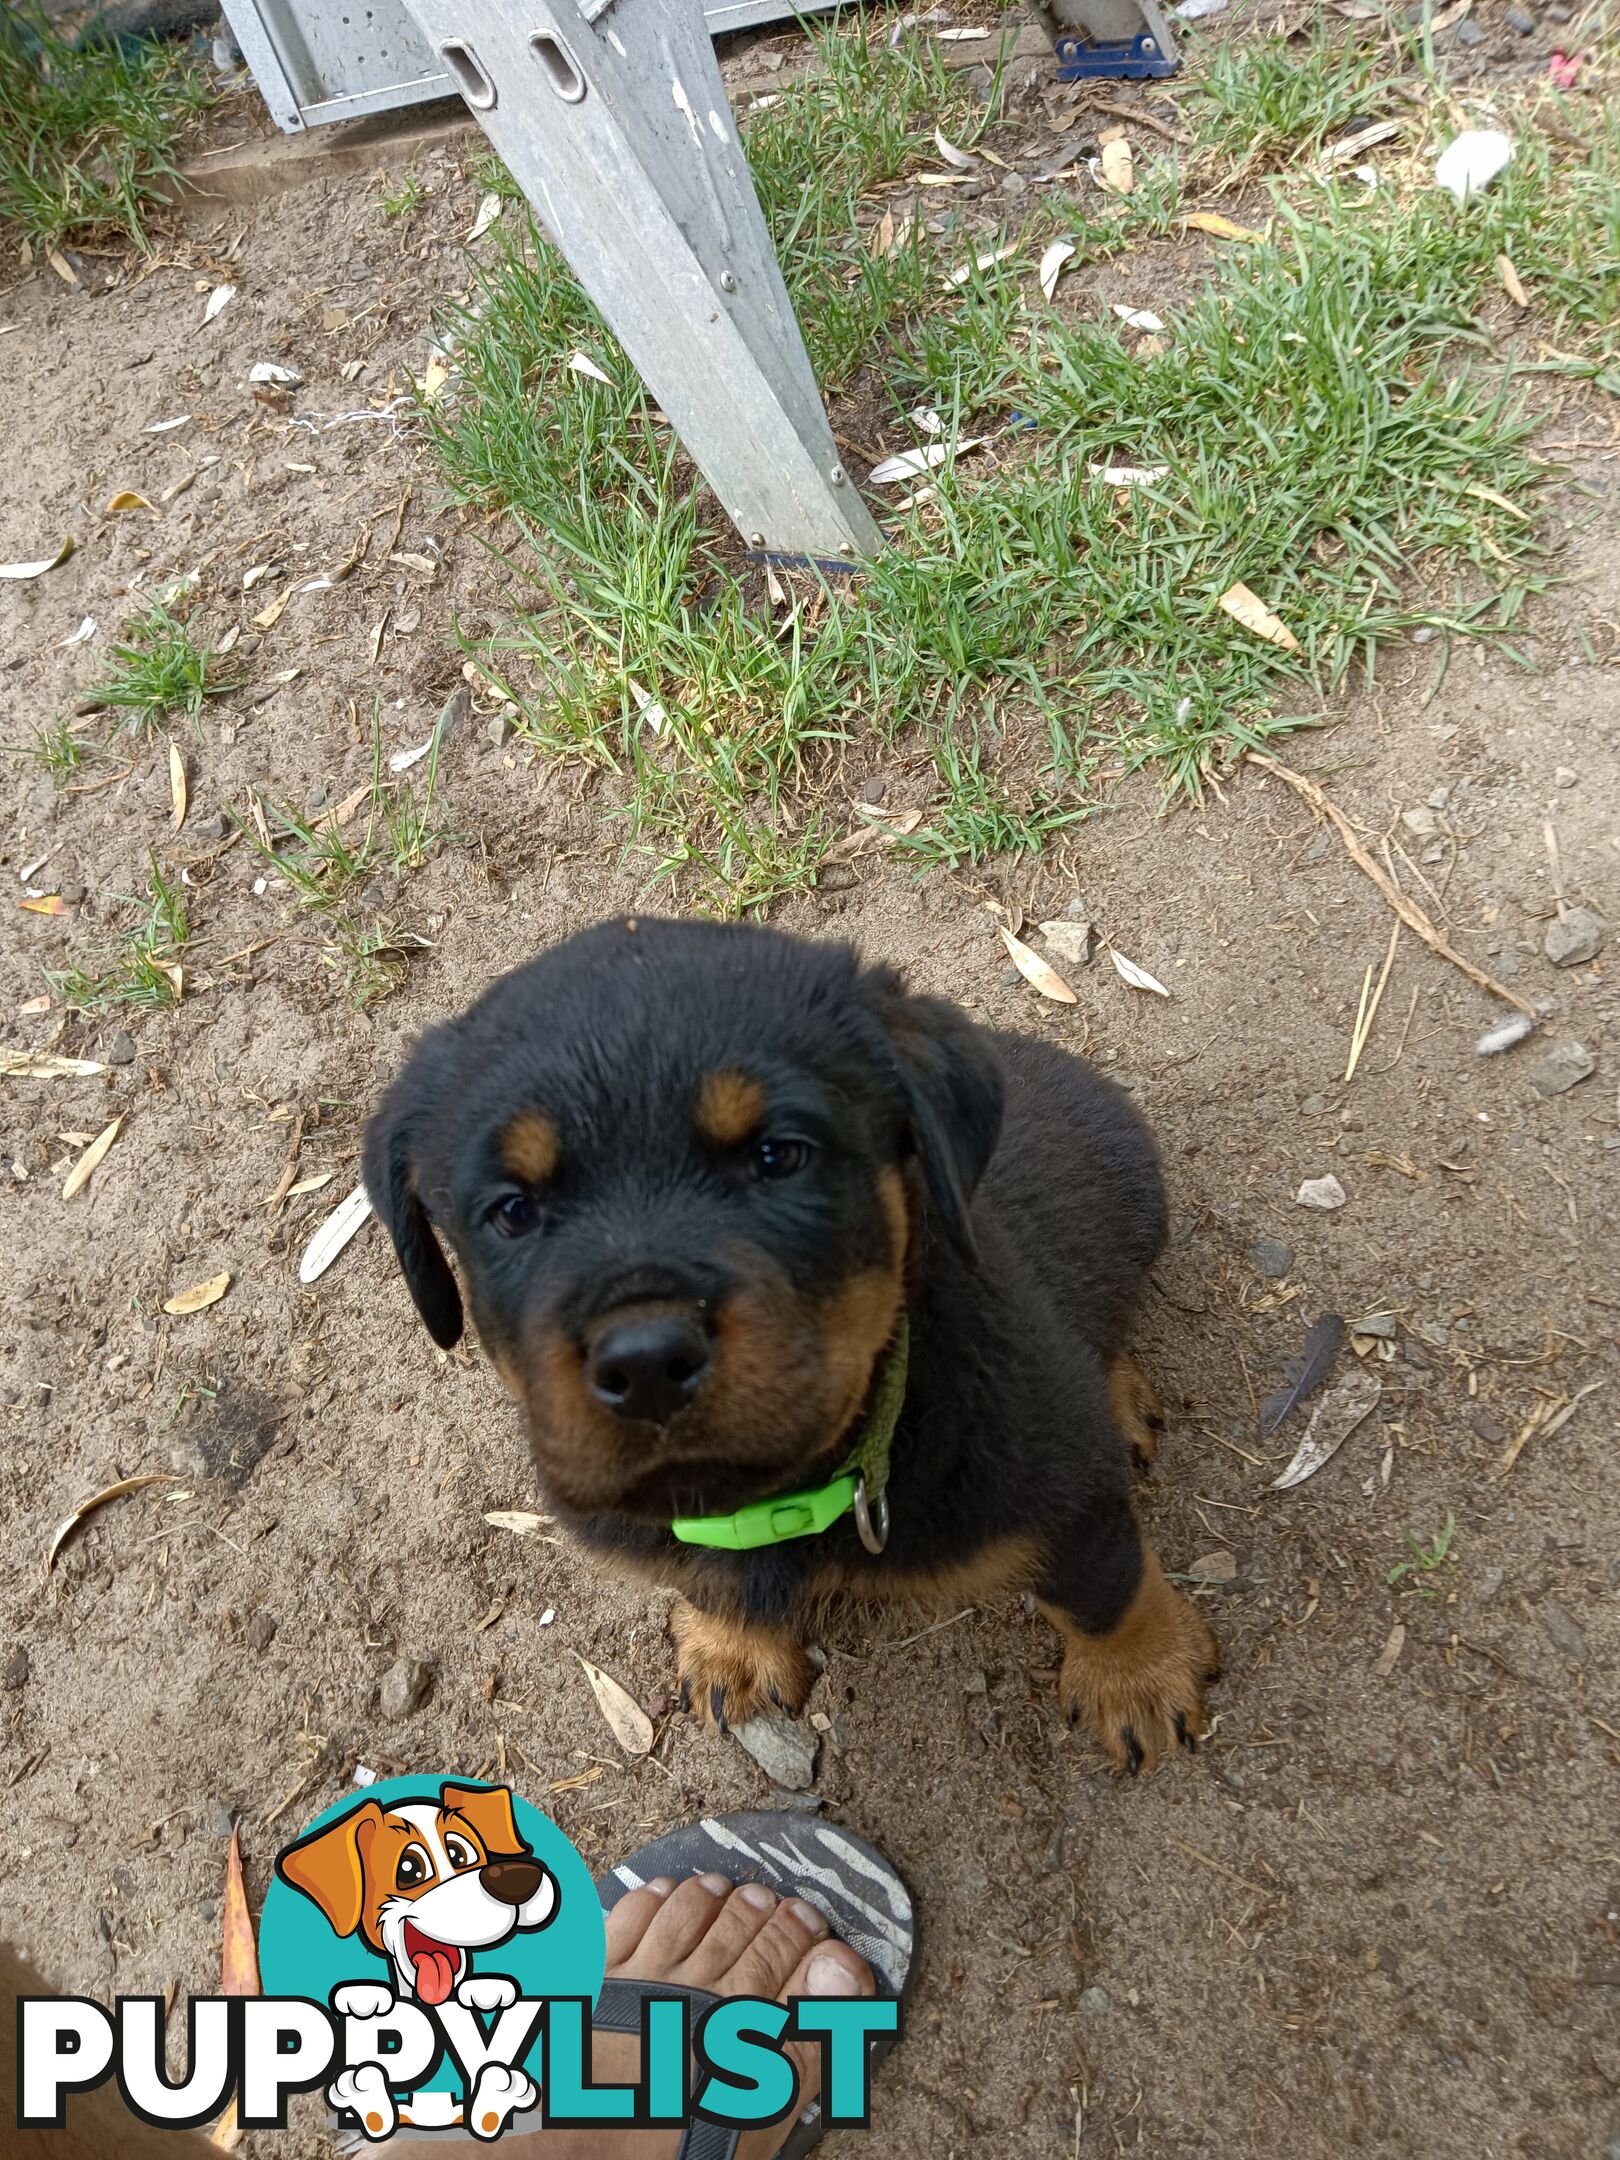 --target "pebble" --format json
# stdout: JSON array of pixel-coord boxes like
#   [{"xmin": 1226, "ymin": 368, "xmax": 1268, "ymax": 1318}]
[
  {"xmin": 246, "ymin": 1612, "xmax": 277, "ymax": 1652},
  {"xmin": 204, "ymin": 1802, "xmax": 236, "ymax": 1838},
  {"xmin": 963, "ymin": 1668, "xmax": 988, "ymax": 1695},
  {"xmin": 1531, "ymin": 1040, "xmax": 1595, "ymax": 1096},
  {"xmin": 1079, "ymin": 1985, "xmax": 1111, "ymax": 2016},
  {"xmin": 1296, "ymin": 1174, "xmax": 1347, "ymax": 1210},
  {"xmin": 379, "ymin": 1656, "xmax": 435, "ymax": 1719},
  {"xmin": 193, "ymin": 813, "xmax": 226, "ymax": 841},
  {"xmin": 732, "ymin": 1713, "xmax": 817, "ymax": 1791},
  {"xmin": 1503, "ymin": 4, "xmax": 1536, "ymax": 25},
  {"xmin": 105, "ymin": 1029, "xmax": 137, "ymax": 1067},
  {"xmin": 860, "ymin": 775, "xmax": 887, "ymax": 804},
  {"xmin": 1453, "ymin": 16, "xmax": 1486, "ymax": 41},
  {"xmin": 1476, "ymin": 1567, "xmax": 1504, "ymax": 1601},
  {"xmin": 1544, "ymin": 906, "xmax": 1605, "ymax": 968},
  {"xmin": 1538, "ymin": 1600, "xmax": 1588, "ymax": 1664},
  {"xmin": 2, "ymin": 1648, "xmax": 29, "ymax": 1691},
  {"xmin": 1553, "ymin": 763, "xmax": 1577, "ymax": 785},
  {"xmin": 485, "ymin": 712, "xmax": 512, "ymax": 748},
  {"xmin": 1248, "ymin": 1237, "xmax": 1293, "ymax": 1279}
]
